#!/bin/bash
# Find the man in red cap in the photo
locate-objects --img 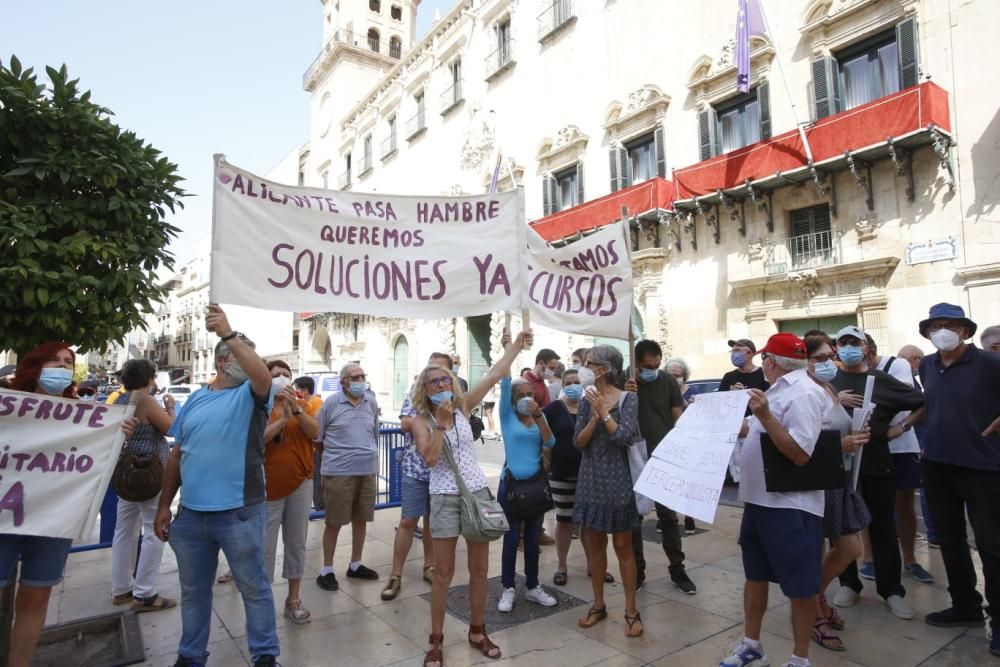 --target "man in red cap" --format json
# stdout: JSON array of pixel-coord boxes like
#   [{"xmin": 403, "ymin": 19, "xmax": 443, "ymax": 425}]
[{"xmin": 721, "ymin": 332, "xmax": 827, "ymax": 667}]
